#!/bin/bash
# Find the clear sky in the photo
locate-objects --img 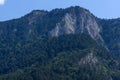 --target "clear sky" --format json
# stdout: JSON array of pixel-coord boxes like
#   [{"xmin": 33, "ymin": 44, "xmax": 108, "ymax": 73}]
[{"xmin": 0, "ymin": 0, "xmax": 120, "ymax": 21}]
